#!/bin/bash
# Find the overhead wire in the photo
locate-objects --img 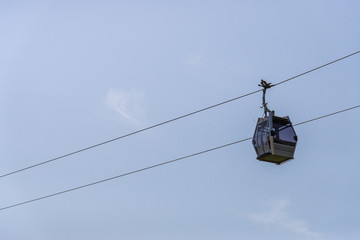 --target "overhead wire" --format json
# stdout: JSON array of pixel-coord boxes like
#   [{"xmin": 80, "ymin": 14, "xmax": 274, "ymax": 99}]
[
  {"xmin": 272, "ymin": 50, "xmax": 360, "ymax": 87},
  {"xmin": 1, "ymin": 104, "xmax": 359, "ymax": 212},
  {"xmin": 293, "ymin": 105, "xmax": 360, "ymax": 126},
  {"xmin": 1, "ymin": 90, "xmax": 261, "ymax": 179},
  {"xmin": 1, "ymin": 50, "xmax": 359, "ymax": 179}
]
